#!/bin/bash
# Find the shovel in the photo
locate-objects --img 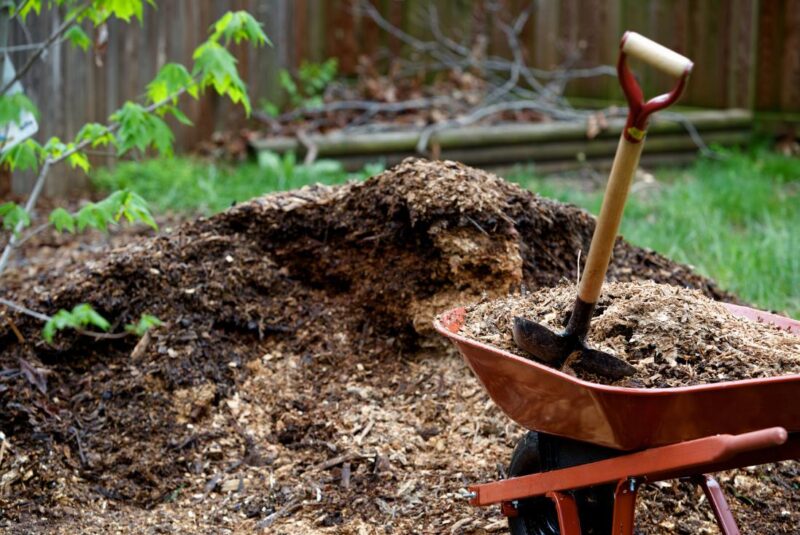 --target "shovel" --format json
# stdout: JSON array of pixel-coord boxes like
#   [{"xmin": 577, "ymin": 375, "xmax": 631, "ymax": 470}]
[{"xmin": 513, "ymin": 33, "xmax": 693, "ymax": 380}]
